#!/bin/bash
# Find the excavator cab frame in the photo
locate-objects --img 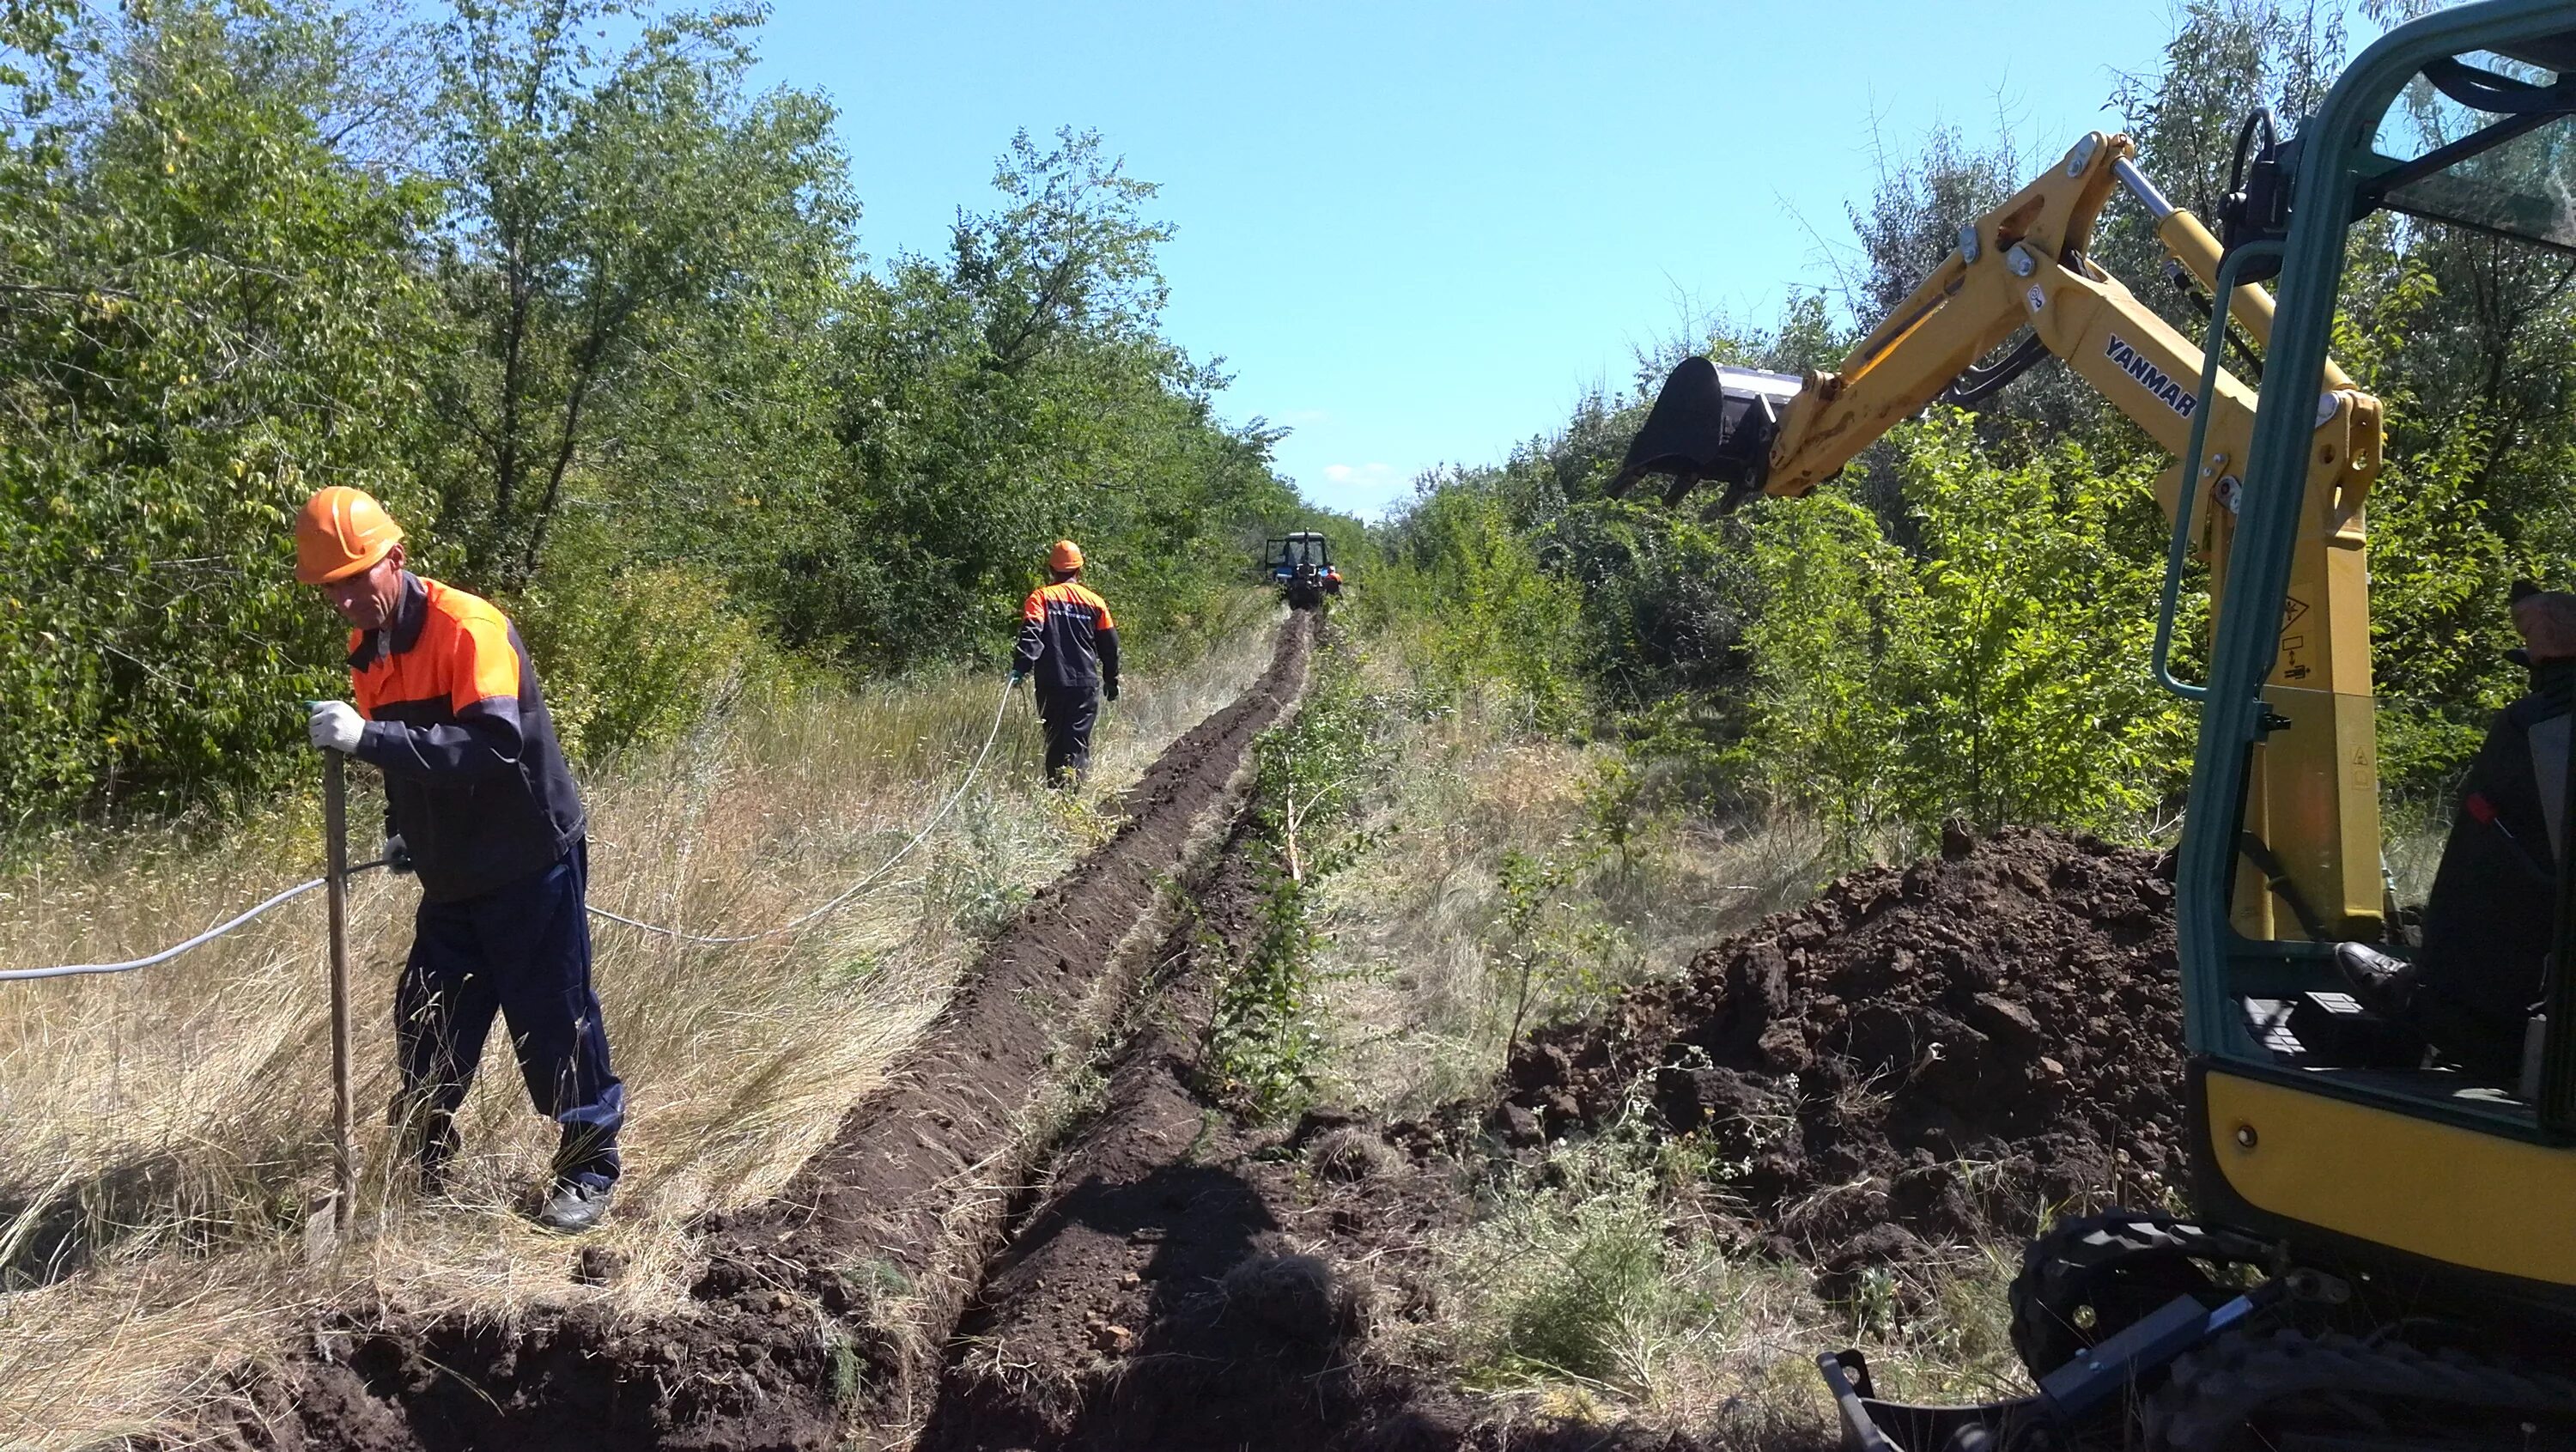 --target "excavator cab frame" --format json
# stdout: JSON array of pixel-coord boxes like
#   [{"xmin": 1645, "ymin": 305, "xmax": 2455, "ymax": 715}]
[{"xmin": 2178, "ymin": 0, "xmax": 2576, "ymax": 1324}]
